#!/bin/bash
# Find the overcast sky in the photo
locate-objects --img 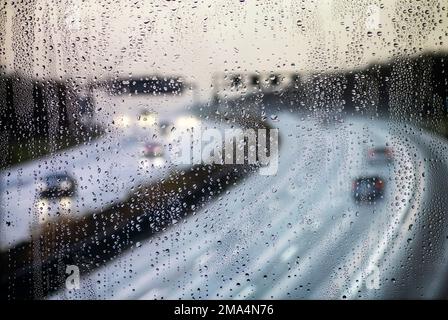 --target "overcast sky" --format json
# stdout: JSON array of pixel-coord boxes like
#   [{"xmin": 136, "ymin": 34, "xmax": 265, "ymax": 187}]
[{"xmin": 2, "ymin": 0, "xmax": 447, "ymax": 98}]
